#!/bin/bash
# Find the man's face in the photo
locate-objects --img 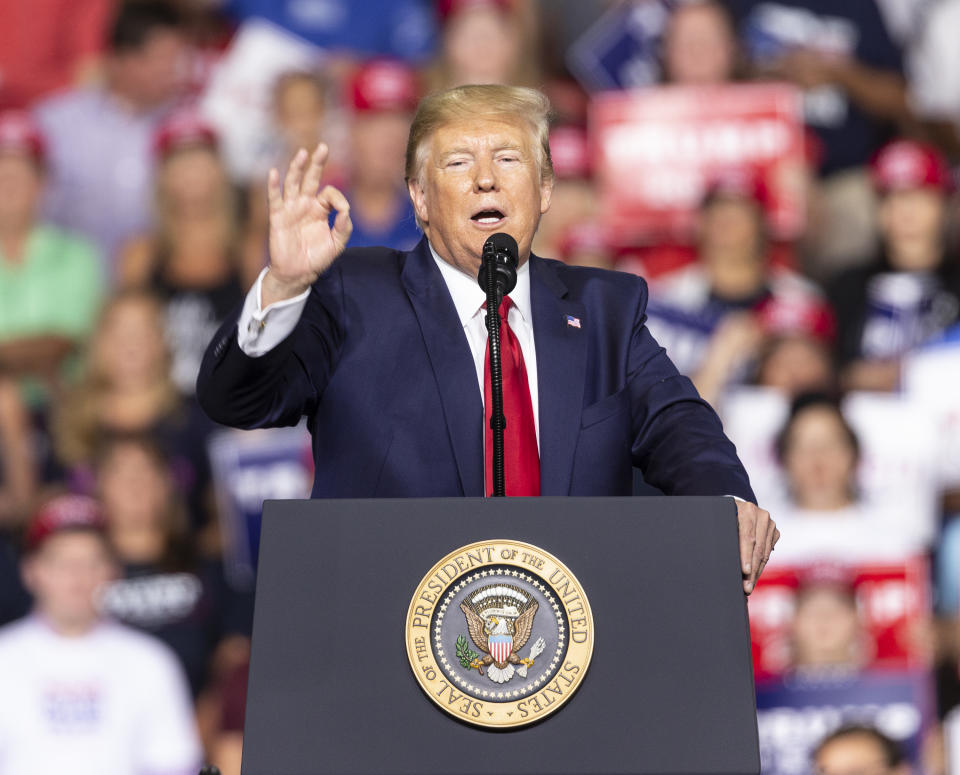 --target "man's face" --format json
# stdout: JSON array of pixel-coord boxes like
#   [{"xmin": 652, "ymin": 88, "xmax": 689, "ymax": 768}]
[
  {"xmin": 24, "ymin": 532, "xmax": 115, "ymax": 633},
  {"xmin": 408, "ymin": 116, "xmax": 553, "ymax": 277},
  {"xmin": 112, "ymin": 29, "xmax": 187, "ymax": 109}
]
